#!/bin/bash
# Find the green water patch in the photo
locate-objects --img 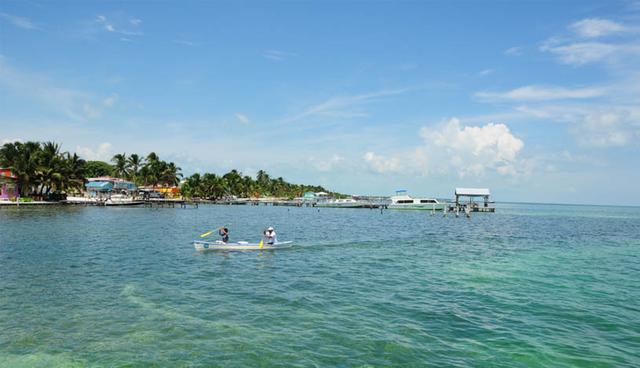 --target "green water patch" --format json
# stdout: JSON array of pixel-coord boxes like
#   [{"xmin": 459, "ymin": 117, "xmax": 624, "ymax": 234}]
[
  {"xmin": 0, "ymin": 352, "xmax": 85, "ymax": 368},
  {"xmin": 121, "ymin": 284, "xmax": 245, "ymax": 334}
]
